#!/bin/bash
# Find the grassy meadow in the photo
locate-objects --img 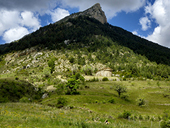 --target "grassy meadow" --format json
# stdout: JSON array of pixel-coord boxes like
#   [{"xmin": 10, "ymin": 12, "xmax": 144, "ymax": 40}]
[{"xmin": 1, "ymin": 80, "xmax": 170, "ymax": 128}]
